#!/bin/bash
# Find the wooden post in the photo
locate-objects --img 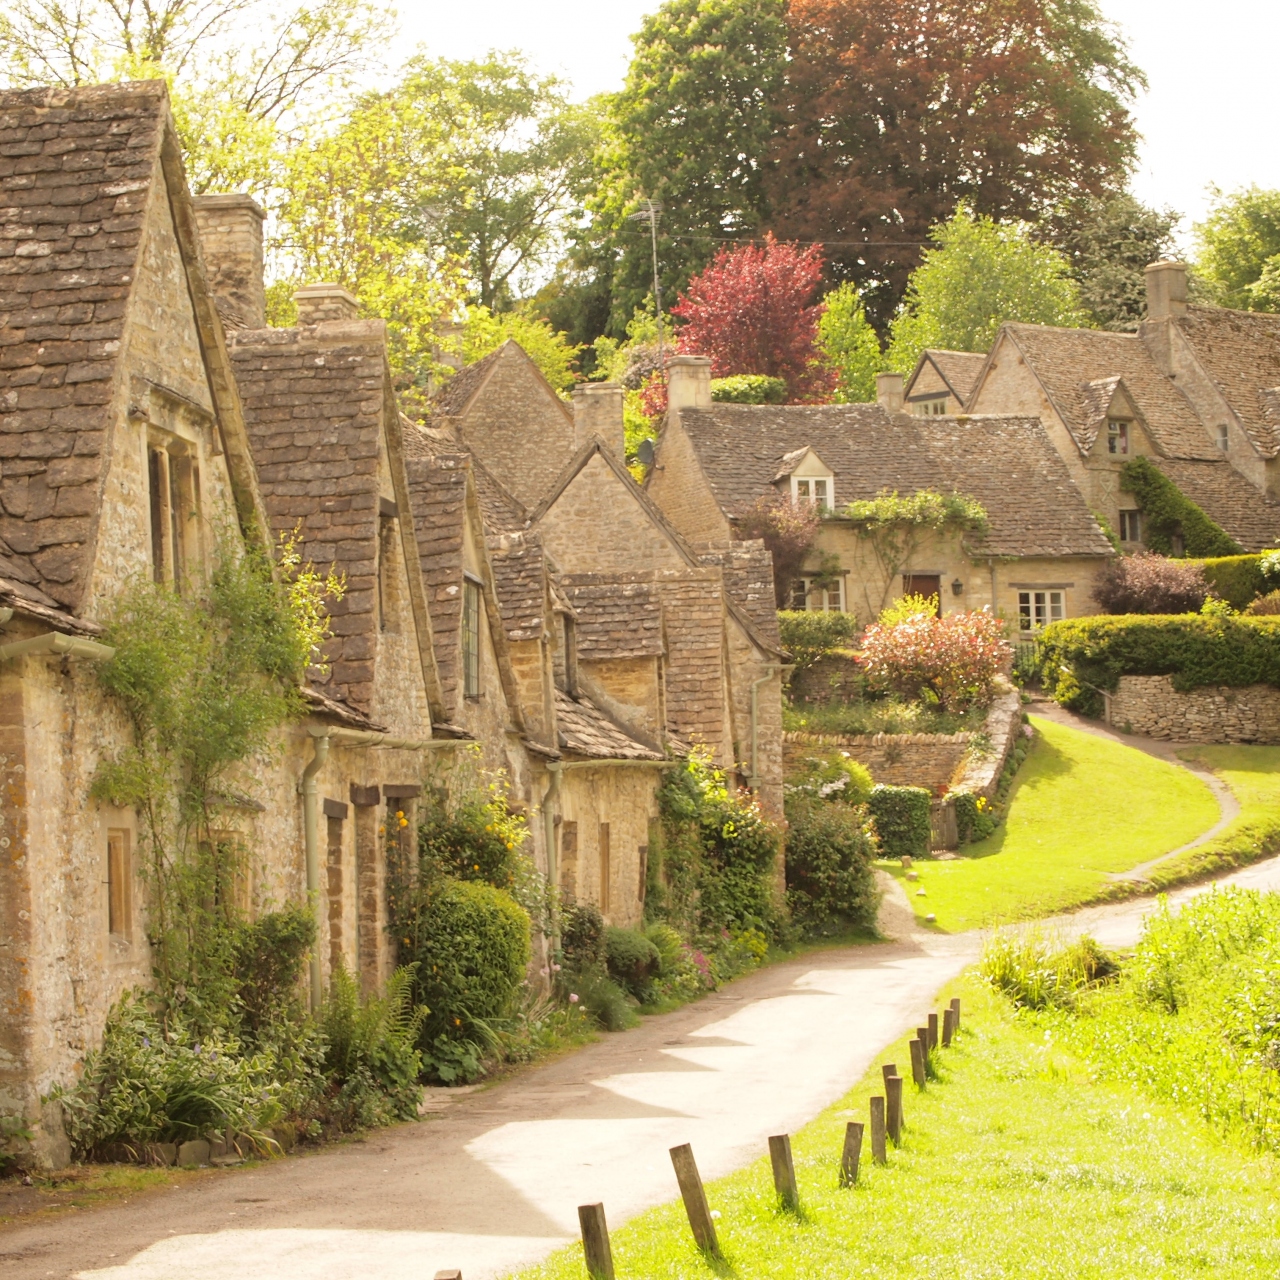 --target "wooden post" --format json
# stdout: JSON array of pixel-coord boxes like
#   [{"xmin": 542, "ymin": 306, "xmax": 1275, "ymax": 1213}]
[
  {"xmin": 578, "ymin": 1203, "xmax": 615, "ymax": 1280},
  {"xmin": 886, "ymin": 1074, "xmax": 904, "ymax": 1145},
  {"xmin": 669, "ymin": 1144, "xmax": 719, "ymax": 1255},
  {"xmin": 881, "ymin": 1063, "xmax": 897, "ymax": 1089},
  {"xmin": 909, "ymin": 1037, "xmax": 927, "ymax": 1088},
  {"xmin": 950, "ymin": 996, "xmax": 961, "ymax": 1031},
  {"xmin": 434, "ymin": 1272, "xmax": 463, "ymax": 1280},
  {"xmin": 942, "ymin": 1006, "xmax": 955, "ymax": 1047},
  {"xmin": 928, "ymin": 1012, "xmax": 939, "ymax": 1051},
  {"xmin": 769, "ymin": 1133, "xmax": 799, "ymax": 1211},
  {"xmin": 870, "ymin": 1096, "xmax": 887, "ymax": 1165},
  {"xmin": 840, "ymin": 1122, "xmax": 864, "ymax": 1187}
]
